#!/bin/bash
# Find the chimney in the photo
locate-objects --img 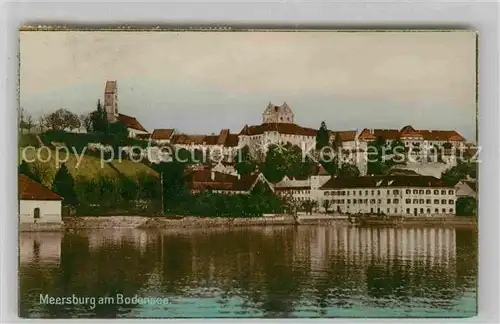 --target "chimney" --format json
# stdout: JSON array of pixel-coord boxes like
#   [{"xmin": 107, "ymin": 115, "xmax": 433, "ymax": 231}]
[{"xmin": 211, "ymin": 170, "xmax": 215, "ymax": 181}]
